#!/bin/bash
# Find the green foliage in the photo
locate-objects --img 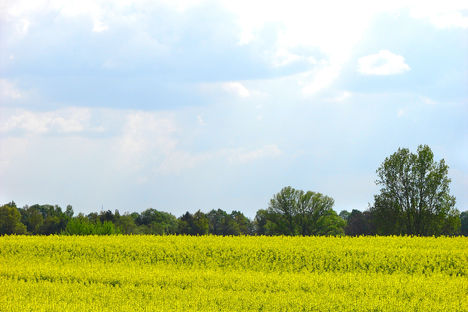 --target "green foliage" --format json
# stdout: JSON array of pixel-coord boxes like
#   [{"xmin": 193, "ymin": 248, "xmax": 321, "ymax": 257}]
[
  {"xmin": 19, "ymin": 204, "xmax": 70, "ymax": 235},
  {"xmin": 115, "ymin": 214, "xmax": 138, "ymax": 234},
  {"xmin": 192, "ymin": 210, "xmax": 209, "ymax": 235},
  {"xmin": 371, "ymin": 145, "xmax": 460, "ymax": 235},
  {"xmin": 65, "ymin": 205, "xmax": 74, "ymax": 218},
  {"xmin": 461, "ymin": 211, "xmax": 468, "ymax": 236},
  {"xmin": 256, "ymin": 187, "xmax": 344, "ymax": 236},
  {"xmin": 315, "ymin": 210, "xmax": 346, "ymax": 235},
  {"xmin": 206, "ymin": 209, "xmax": 251, "ymax": 235},
  {"xmin": 20, "ymin": 206, "xmax": 44, "ymax": 234},
  {"xmin": 339, "ymin": 210, "xmax": 351, "ymax": 221},
  {"xmin": 345, "ymin": 210, "xmax": 374, "ymax": 236},
  {"xmin": 178, "ymin": 211, "xmax": 210, "ymax": 235},
  {"xmin": 230, "ymin": 210, "xmax": 252, "ymax": 235},
  {"xmin": 136, "ymin": 208, "xmax": 178, "ymax": 234},
  {"xmin": 63, "ymin": 218, "xmax": 120, "ymax": 235},
  {"xmin": 0, "ymin": 202, "xmax": 26, "ymax": 235}
]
